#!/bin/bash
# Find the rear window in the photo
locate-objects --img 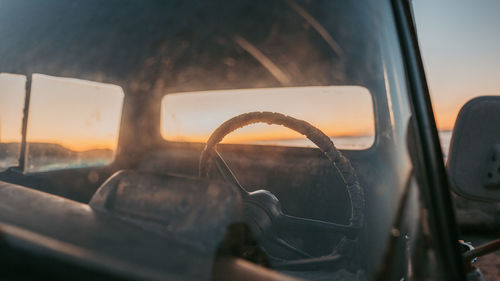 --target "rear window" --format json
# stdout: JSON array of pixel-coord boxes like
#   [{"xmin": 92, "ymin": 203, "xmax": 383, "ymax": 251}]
[{"xmin": 161, "ymin": 86, "xmax": 375, "ymax": 149}]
